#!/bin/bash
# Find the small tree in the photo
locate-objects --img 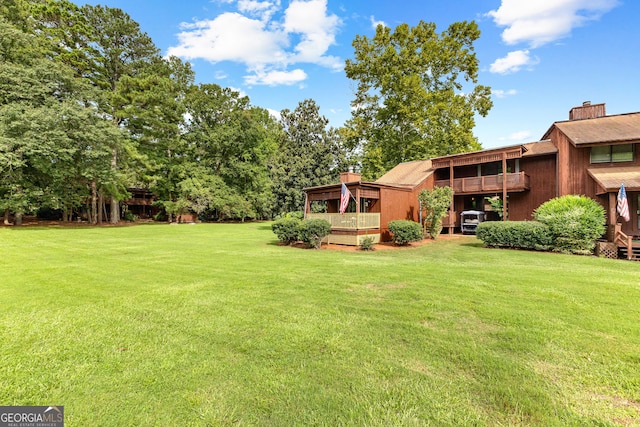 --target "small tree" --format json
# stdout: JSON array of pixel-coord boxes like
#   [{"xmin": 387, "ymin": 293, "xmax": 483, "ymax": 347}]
[
  {"xmin": 418, "ymin": 186, "xmax": 454, "ymax": 239},
  {"xmin": 484, "ymin": 196, "xmax": 505, "ymax": 220}
]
